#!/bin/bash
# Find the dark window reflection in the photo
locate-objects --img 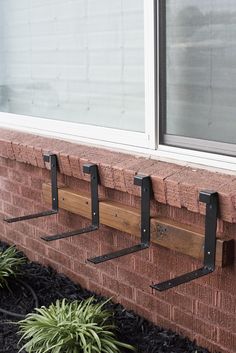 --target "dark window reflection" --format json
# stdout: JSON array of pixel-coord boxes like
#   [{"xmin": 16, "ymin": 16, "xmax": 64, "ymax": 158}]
[{"xmin": 165, "ymin": 0, "xmax": 236, "ymax": 144}]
